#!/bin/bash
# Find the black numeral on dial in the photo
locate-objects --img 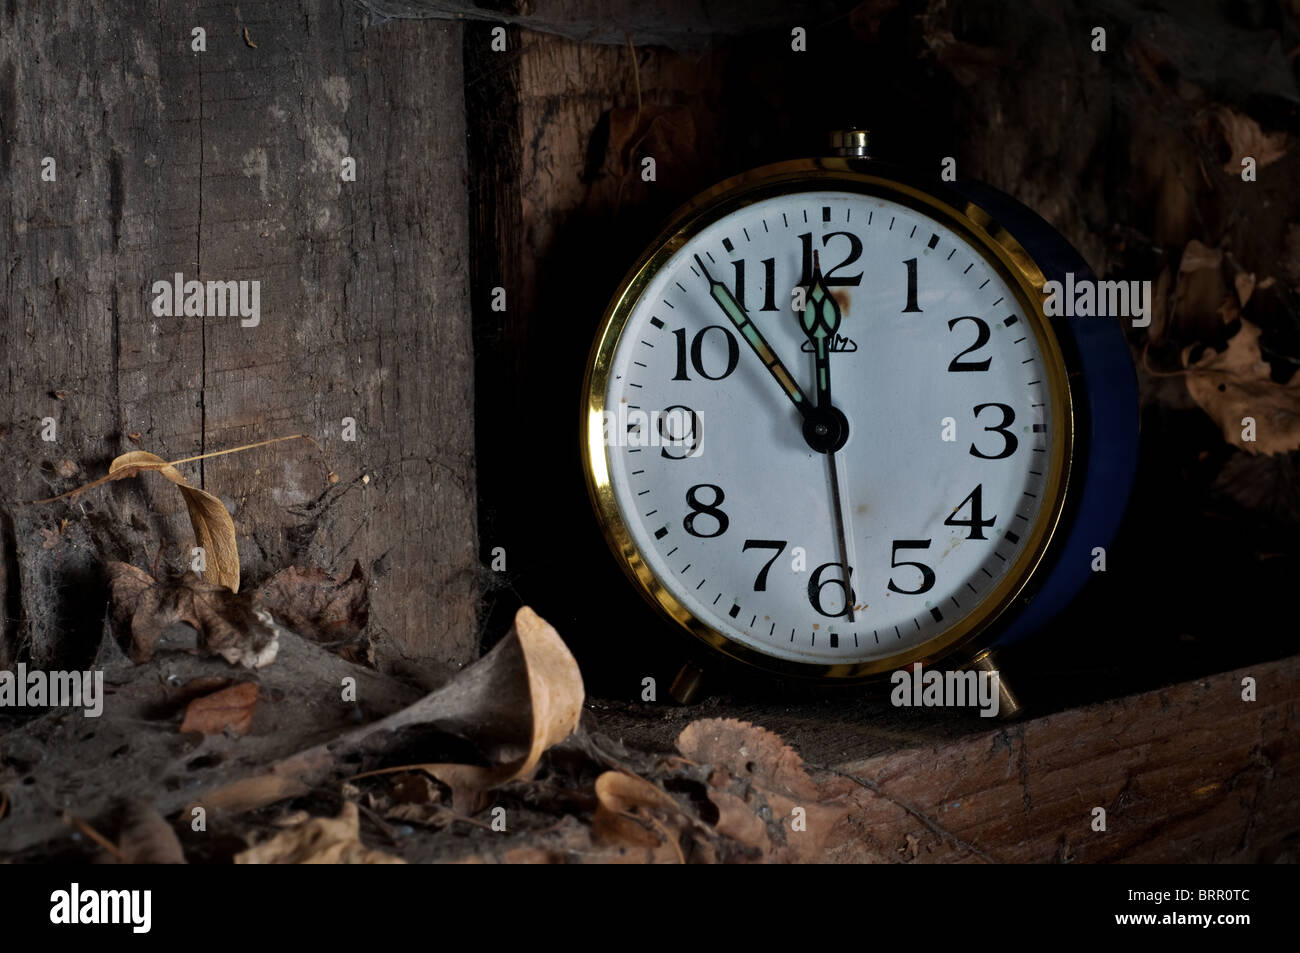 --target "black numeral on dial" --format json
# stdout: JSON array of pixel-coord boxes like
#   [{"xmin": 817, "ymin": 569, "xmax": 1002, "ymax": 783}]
[
  {"xmin": 902, "ymin": 257, "xmax": 922, "ymax": 313},
  {"xmin": 683, "ymin": 484, "xmax": 729, "ymax": 538},
  {"xmin": 947, "ymin": 316, "xmax": 991, "ymax": 371},
  {"xmin": 742, "ymin": 539, "xmax": 786, "ymax": 590},
  {"xmin": 887, "ymin": 540, "xmax": 936, "ymax": 595},
  {"xmin": 672, "ymin": 326, "xmax": 739, "ymax": 381},
  {"xmin": 799, "ymin": 231, "xmax": 863, "ymax": 286},
  {"xmin": 944, "ymin": 485, "xmax": 996, "ymax": 539},
  {"xmin": 658, "ymin": 405, "xmax": 701, "ymax": 460},
  {"xmin": 730, "ymin": 259, "xmax": 778, "ymax": 313},
  {"xmin": 969, "ymin": 403, "xmax": 1019, "ymax": 459},
  {"xmin": 808, "ymin": 561, "xmax": 856, "ymax": 617}
]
